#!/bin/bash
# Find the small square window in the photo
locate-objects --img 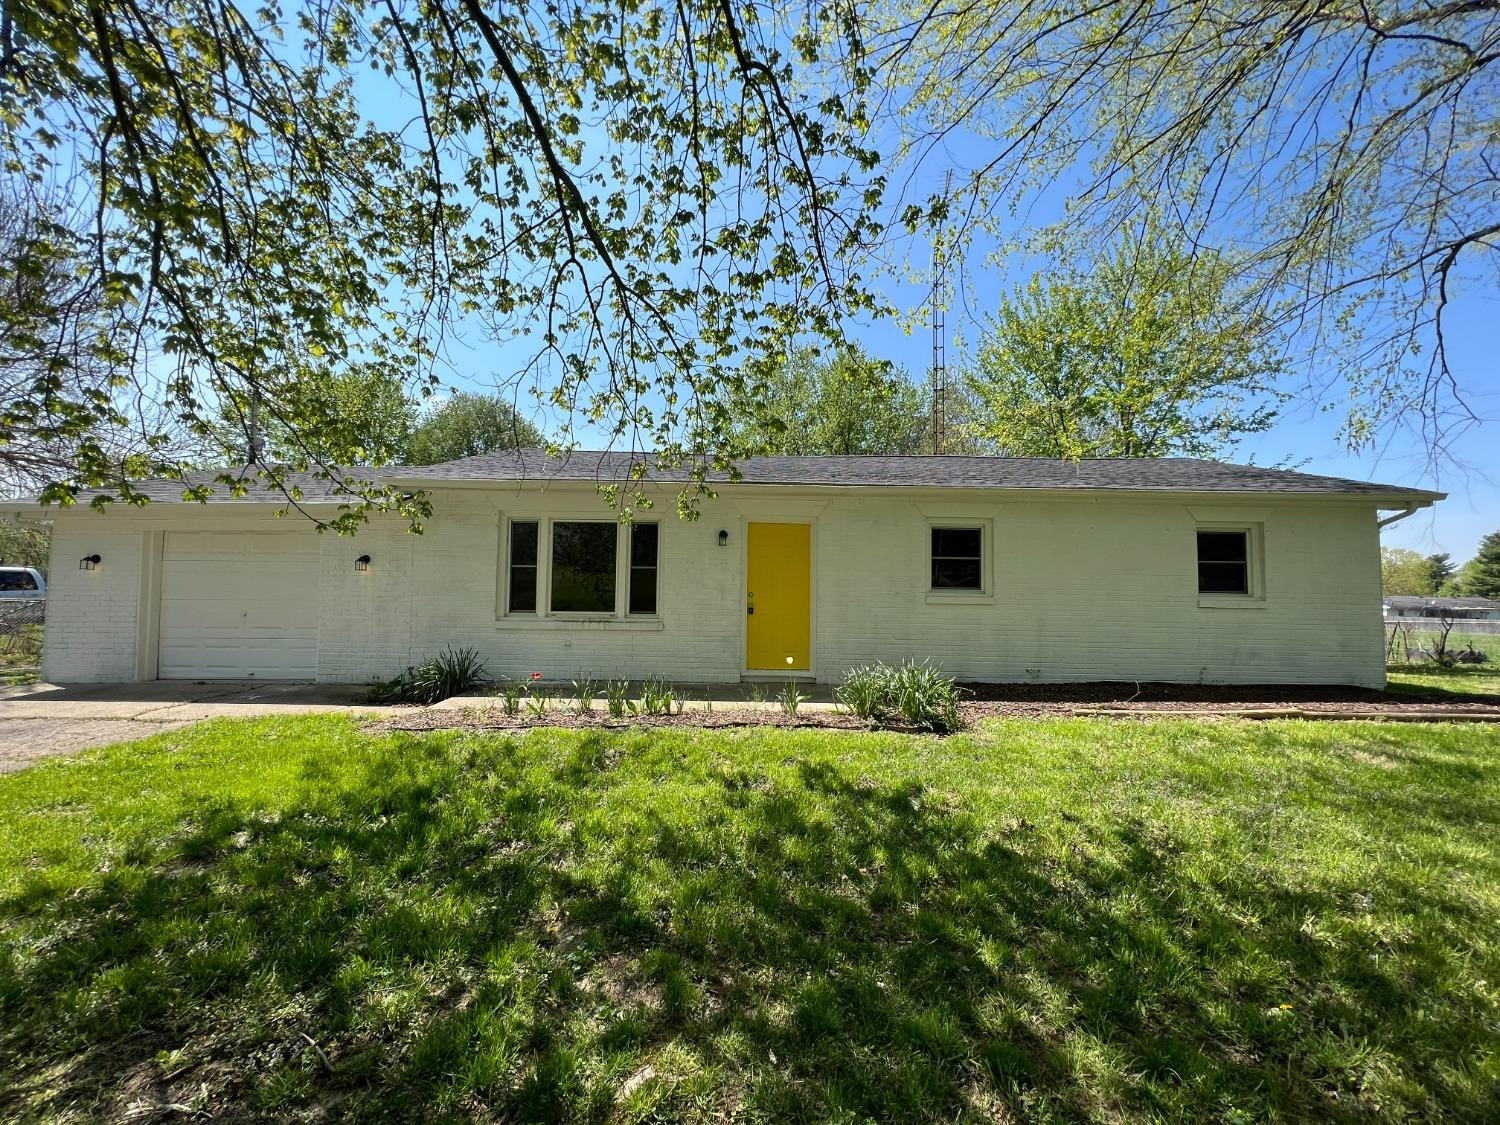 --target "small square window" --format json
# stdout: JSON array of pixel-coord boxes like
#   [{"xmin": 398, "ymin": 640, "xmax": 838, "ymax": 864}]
[
  {"xmin": 1197, "ymin": 530, "xmax": 1249, "ymax": 594},
  {"xmin": 931, "ymin": 526, "xmax": 983, "ymax": 590}
]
